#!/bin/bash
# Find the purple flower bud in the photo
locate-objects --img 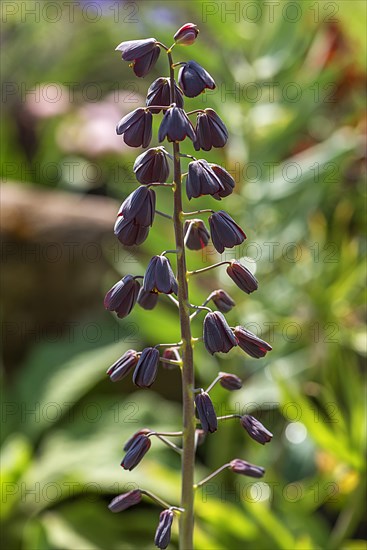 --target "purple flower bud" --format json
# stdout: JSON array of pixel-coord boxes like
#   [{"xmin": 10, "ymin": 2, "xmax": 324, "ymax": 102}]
[
  {"xmin": 133, "ymin": 147, "xmax": 170, "ymax": 184},
  {"xmin": 116, "ymin": 38, "xmax": 160, "ymax": 77},
  {"xmin": 195, "ymin": 391, "xmax": 217, "ymax": 433},
  {"xmin": 233, "ymin": 326, "xmax": 272, "ymax": 358},
  {"xmin": 186, "ymin": 159, "xmax": 224, "ymax": 200},
  {"xmin": 203, "ymin": 311, "xmax": 238, "ymax": 355},
  {"xmin": 146, "ymin": 77, "xmax": 184, "ymax": 114},
  {"xmin": 208, "ymin": 211, "xmax": 246, "ymax": 254},
  {"xmin": 137, "ymin": 288, "xmax": 159, "ymax": 310},
  {"xmin": 107, "ymin": 349, "xmax": 139, "ymax": 382},
  {"xmin": 108, "ymin": 489, "xmax": 142, "ymax": 512},
  {"xmin": 104, "ymin": 275, "xmax": 140, "ymax": 319},
  {"xmin": 116, "ymin": 108, "xmax": 152, "ymax": 148},
  {"xmin": 184, "ymin": 219, "xmax": 210, "ymax": 250},
  {"xmin": 210, "ymin": 164, "xmax": 235, "ymax": 199},
  {"xmin": 229, "ymin": 459, "xmax": 265, "ymax": 478},
  {"xmin": 194, "ymin": 109, "xmax": 228, "ymax": 151},
  {"xmin": 121, "ymin": 434, "xmax": 151, "ymax": 470},
  {"xmin": 154, "ymin": 509, "xmax": 174, "ymax": 549},
  {"xmin": 117, "ymin": 186, "xmax": 156, "ymax": 226},
  {"xmin": 240, "ymin": 415, "xmax": 273, "ymax": 444},
  {"xmin": 211, "ymin": 289, "xmax": 236, "ymax": 313},
  {"xmin": 174, "ymin": 23, "xmax": 199, "ymax": 46},
  {"xmin": 226, "ymin": 260, "xmax": 258, "ymax": 294},
  {"xmin": 132, "ymin": 347, "xmax": 160, "ymax": 388},
  {"xmin": 143, "ymin": 255, "xmax": 178, "ymax": 295},
  {"xmin": 219, "ymin": 372, "xmax": 243, "ymax": 391},
  {"xmin": 158, "ymin": 106, "xmax": 196, "ymax": 143},
  {"xmin": 123, "ymin": 428, "xmax": 151, "ymax": 451},
  {"xmin": 178, "ymin": 60, "xmax": 216, "ymax": 98},
  {"xmin": 162, "ymin": 347, "xmax": 181, "ymax": 369}
]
